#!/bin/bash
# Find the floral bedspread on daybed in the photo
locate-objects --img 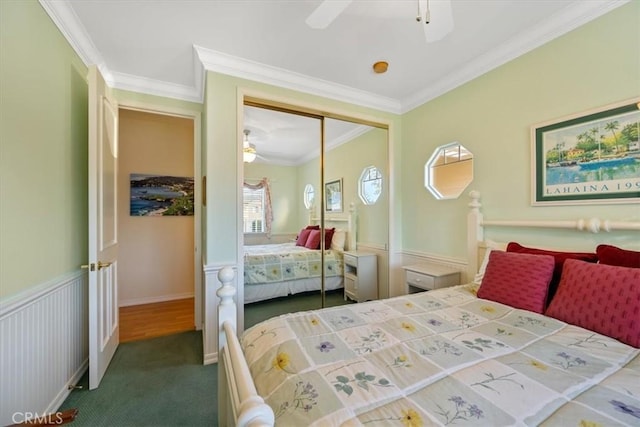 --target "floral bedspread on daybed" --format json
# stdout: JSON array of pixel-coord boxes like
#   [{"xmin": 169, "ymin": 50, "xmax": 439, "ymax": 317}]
[
  {"xmin": 244, "ymin": 243, "xmax": 343, "ymax": 285},
  {"xmin": 241, "ymin": 284, "xmax": 640, "ymax": 426}
]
